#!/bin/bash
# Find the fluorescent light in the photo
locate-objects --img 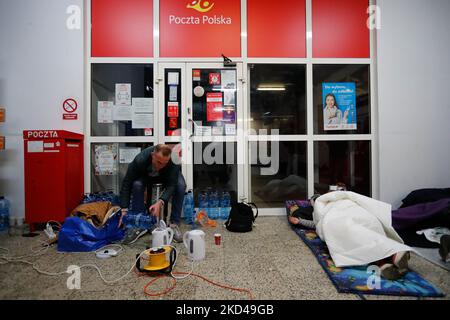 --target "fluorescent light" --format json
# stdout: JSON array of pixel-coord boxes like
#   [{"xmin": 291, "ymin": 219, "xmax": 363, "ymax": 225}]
[{"xmin": 257, "ymin": 87, "xmax": 286, "ymax": 91}]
